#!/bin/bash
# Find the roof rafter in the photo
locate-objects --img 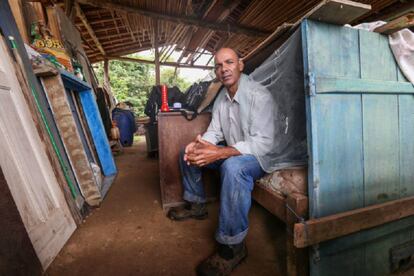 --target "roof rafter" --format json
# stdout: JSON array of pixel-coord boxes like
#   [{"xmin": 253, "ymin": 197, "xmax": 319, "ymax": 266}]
[
  {"xmin": 106, "ymin": 55, "xmax": 214, "ymax": 70},
  {"xmin": 76, "ymin": 0, "xmax": 270, "ymax": 37},
  {"xmin": 75, "ymin": 2, "xmax": 106, "ymax": 56}
]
